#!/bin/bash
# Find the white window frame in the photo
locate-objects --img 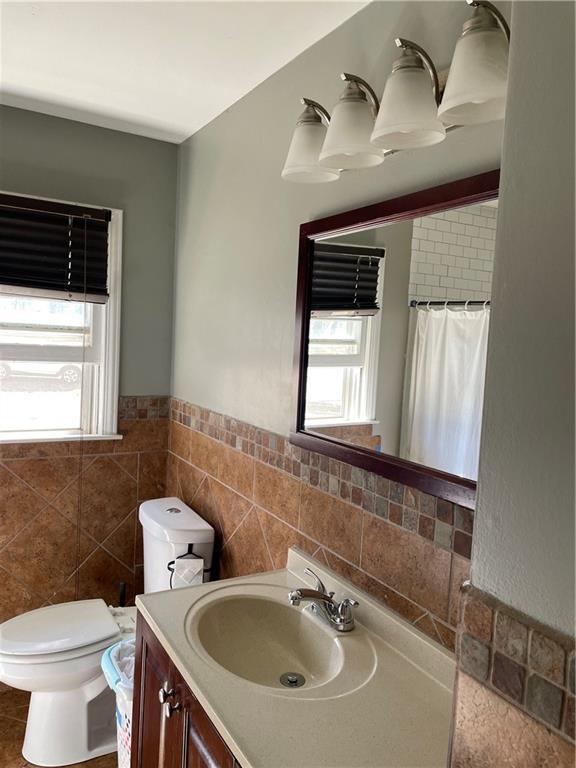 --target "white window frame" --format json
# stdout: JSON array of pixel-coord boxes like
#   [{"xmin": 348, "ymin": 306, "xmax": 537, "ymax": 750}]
[
  {"xmin": 0, "ymin": 191, "xmax": 123, "ymax": 442},
  {"xmin": 305, "ymin": 313, "xmax": 381, "ymax": 428}
]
